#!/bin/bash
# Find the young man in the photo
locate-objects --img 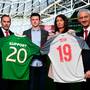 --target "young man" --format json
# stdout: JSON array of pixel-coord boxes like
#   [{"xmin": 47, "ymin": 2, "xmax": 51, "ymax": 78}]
[
  {"xmin": 76, "ymin": 8, "xmax": 90, "ymax": 90},
  {"xmin": 23, "ymin": 13, "xmax": 48, "ymax": 90}
]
